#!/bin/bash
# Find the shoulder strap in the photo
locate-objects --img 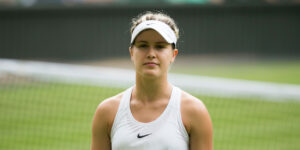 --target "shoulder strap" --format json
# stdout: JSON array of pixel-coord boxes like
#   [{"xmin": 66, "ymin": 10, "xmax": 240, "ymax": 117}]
[
  {"xmin": 174, "ymin": 86, "xmax": 189, "ymax": 139},
  {"xmin": 110, "ymin": 86, "xmax": 133, "ymax": 138}
]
